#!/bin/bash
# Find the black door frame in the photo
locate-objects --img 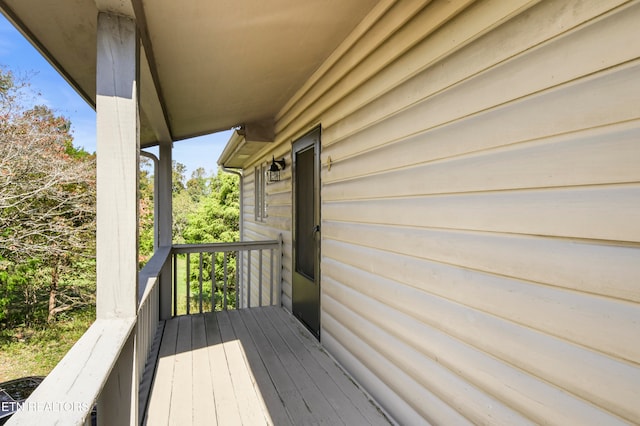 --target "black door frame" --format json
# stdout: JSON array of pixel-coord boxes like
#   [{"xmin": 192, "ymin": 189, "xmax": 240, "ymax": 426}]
[{"xmin": 291, "ymin": 126, "xmax": 321, "ymax": 339}]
